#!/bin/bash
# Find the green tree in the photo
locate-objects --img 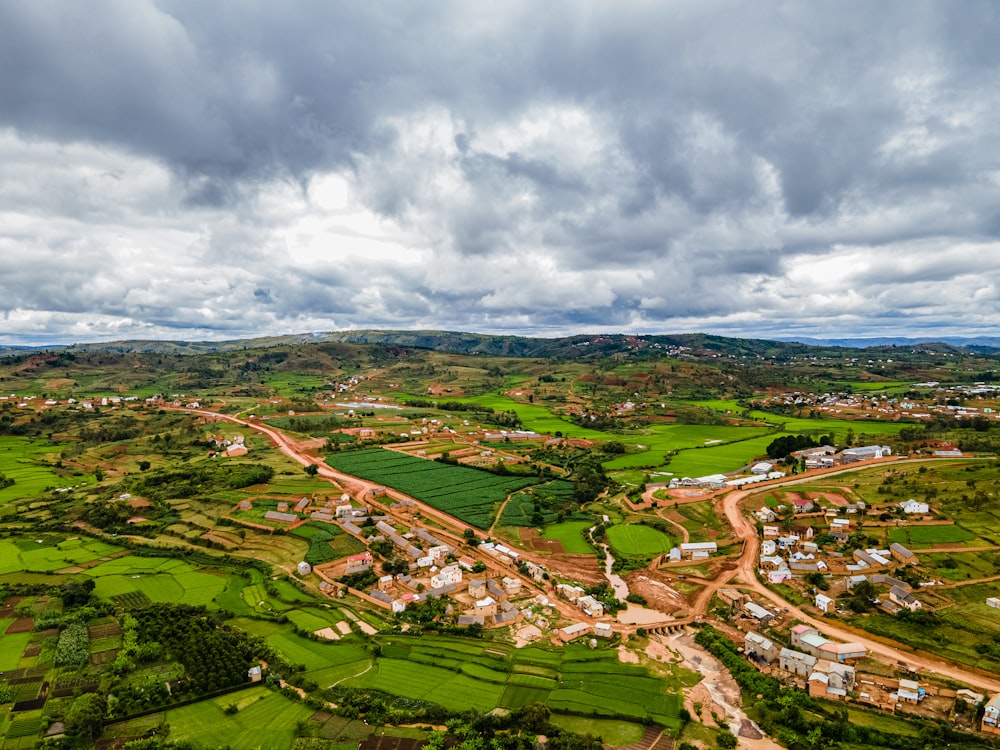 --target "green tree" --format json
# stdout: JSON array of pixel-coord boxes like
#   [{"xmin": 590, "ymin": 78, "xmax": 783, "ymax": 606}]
[{"xmin": 304, "ymin": 463, "xmax": 319, "ymax": 476}]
